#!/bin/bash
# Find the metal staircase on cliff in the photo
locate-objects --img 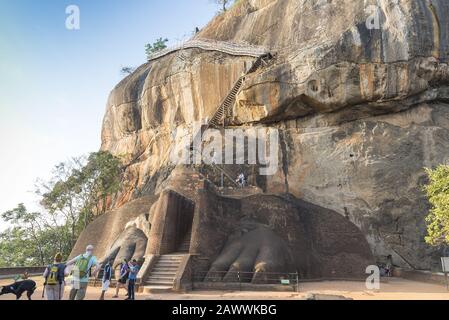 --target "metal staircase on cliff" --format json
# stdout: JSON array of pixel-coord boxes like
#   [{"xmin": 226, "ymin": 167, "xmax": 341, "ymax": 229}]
[
  {"xmin": 208, "ymin": 53, "xmax": 272, "ymax": 128},
  {"xmin": 188, "ymin": 53, "xmax": 272, "ymax": 190},
  {"xmin": 208, "ymin": 76, "xmax": 245, "ymax": 127}
]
